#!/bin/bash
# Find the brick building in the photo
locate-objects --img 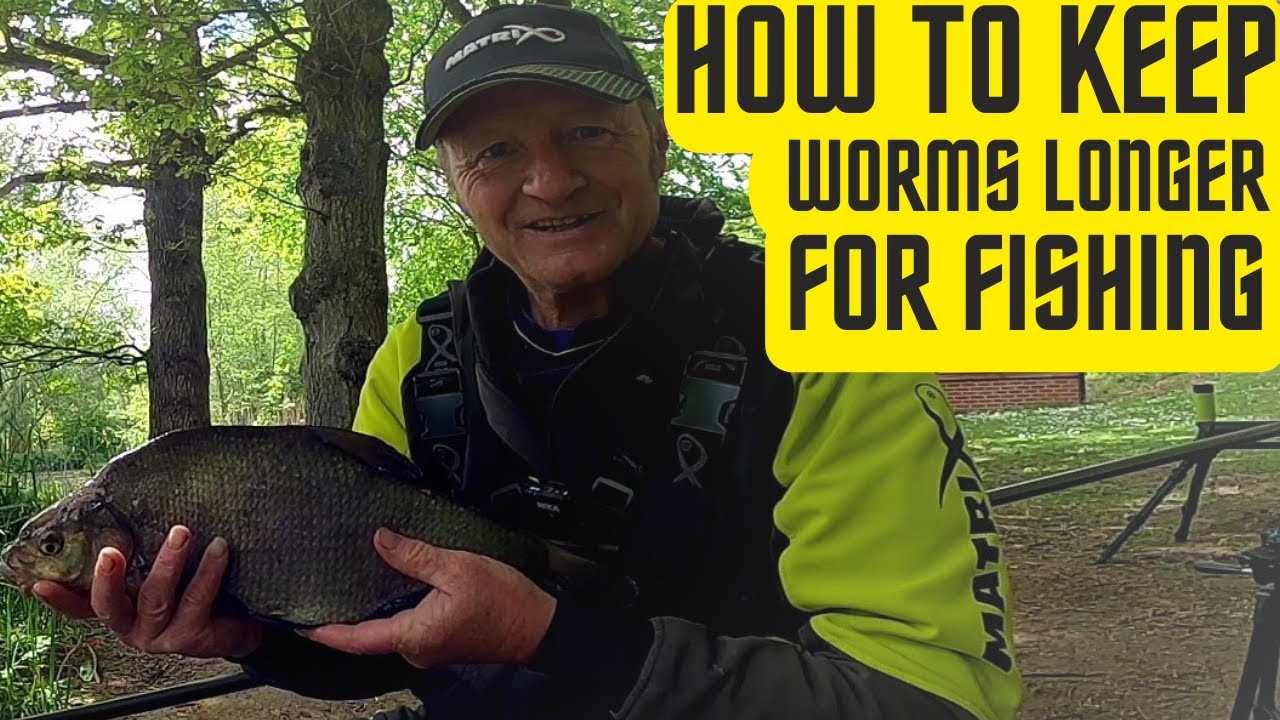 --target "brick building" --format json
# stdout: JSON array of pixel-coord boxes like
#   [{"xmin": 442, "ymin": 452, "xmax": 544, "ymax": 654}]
[{"xmin": 938, "ymin": 373, "xmax": 1086, "ymax": 414}]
